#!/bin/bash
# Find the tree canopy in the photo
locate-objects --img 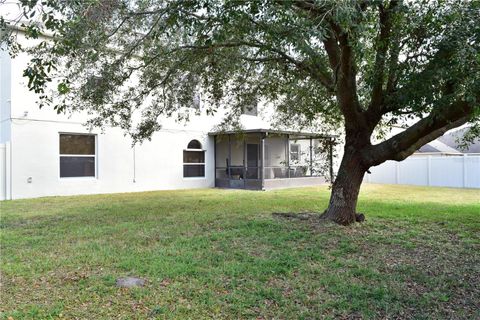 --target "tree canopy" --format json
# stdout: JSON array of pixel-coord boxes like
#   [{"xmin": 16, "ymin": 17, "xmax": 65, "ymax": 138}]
[{"xmin": 3, "ymin": 0, "xmax": 478, "ymax": 139}]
